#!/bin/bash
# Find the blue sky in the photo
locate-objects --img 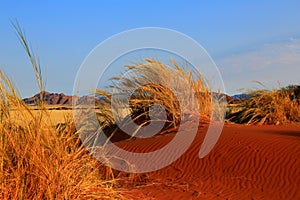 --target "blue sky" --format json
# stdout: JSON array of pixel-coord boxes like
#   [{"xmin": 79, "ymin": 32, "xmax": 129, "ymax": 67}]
[{"xmin": 1, "ymin": 1, "xmax": 300, "ymax": 97}]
